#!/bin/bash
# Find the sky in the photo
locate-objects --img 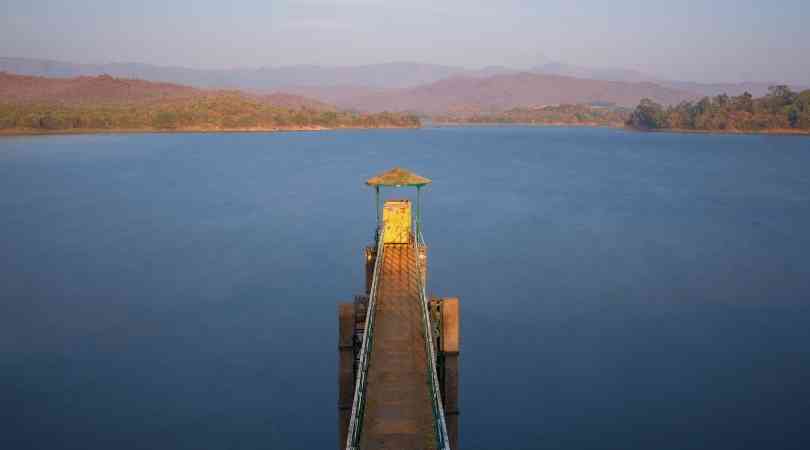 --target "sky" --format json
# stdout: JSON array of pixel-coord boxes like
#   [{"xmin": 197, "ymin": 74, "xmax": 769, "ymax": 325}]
[{"xmin": 2, "ymin": 0, "xmax": 809, "ymax": 84}]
